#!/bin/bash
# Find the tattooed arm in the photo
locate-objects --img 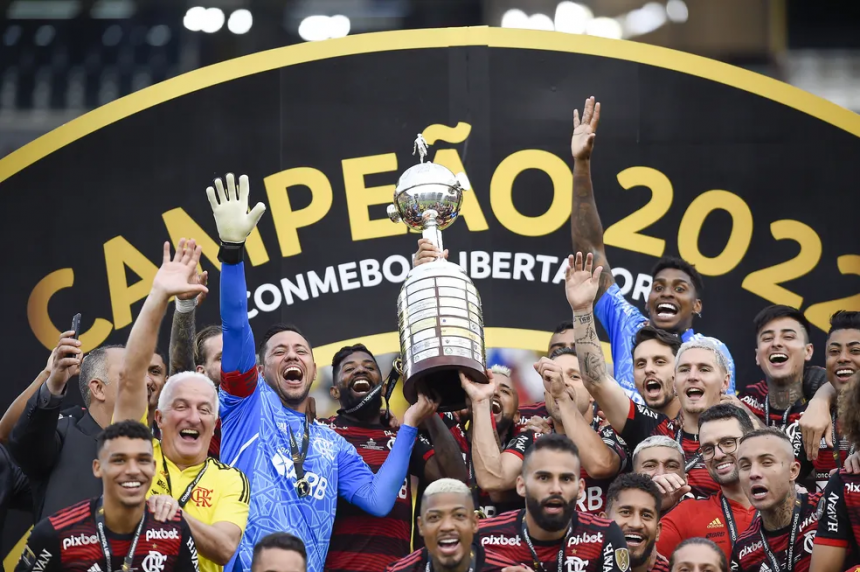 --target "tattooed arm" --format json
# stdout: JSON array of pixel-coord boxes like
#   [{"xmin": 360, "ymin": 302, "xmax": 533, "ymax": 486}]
[
  {"xmin": 169, "ymin": 305, "xmax": 197, "ymax": 376},
  {"xmin": 570, "ymin": 96, "xmax": 614, "ymax": 302},
  {"xmin": 565, "ymin": 252, "xmax": 631, "ymax": 433},
  {"xmin": 168, "ymin": 270, "xmax": 206, "ymax": 376}
]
